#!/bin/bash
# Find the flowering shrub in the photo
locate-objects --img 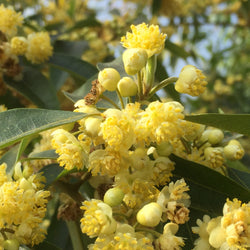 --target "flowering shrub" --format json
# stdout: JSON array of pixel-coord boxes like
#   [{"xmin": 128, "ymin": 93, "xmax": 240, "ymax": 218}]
[{"xmin": 0, "ymin": 1, "xmax": 249, "ymax": 250}]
